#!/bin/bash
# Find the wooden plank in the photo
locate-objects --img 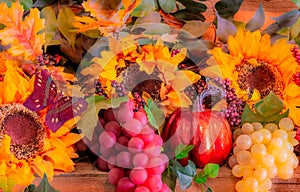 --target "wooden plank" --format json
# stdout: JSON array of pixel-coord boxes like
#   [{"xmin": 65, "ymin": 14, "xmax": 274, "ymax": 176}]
[{"xmin": 33, "ymin": 161, "xmax": 300, "ymax": 192}]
